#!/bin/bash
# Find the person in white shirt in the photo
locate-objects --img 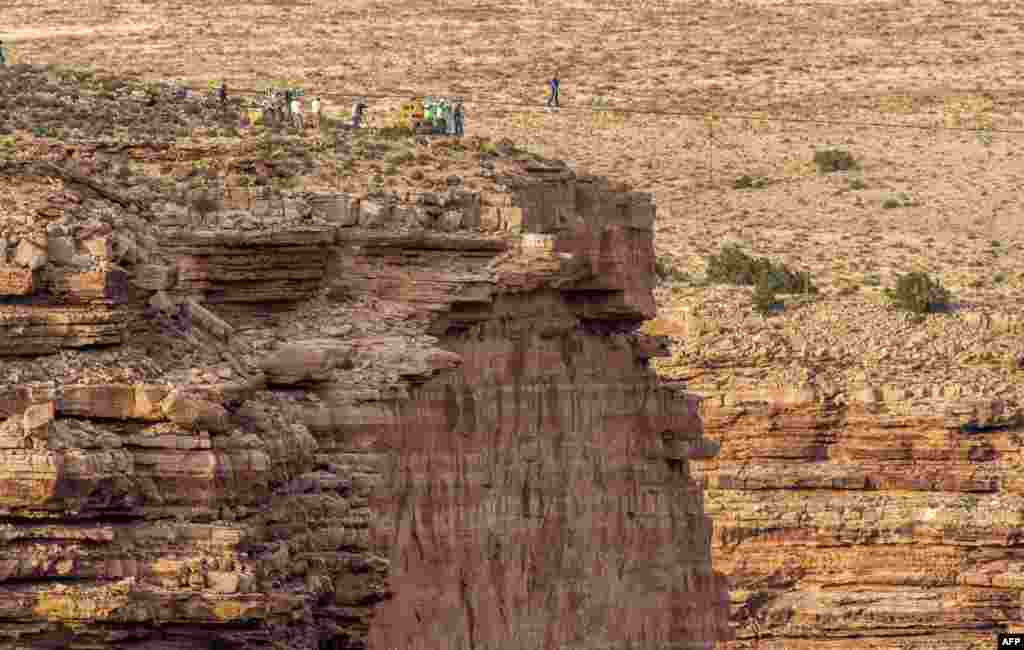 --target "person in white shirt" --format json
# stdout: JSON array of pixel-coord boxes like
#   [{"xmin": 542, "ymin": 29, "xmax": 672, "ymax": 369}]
[
  {"xmin": 290, "ymin": 97, "xmax": 303, "ymax": 130},
  {"xmin": 311, "ymin": 96, "xmax": 321, "ymax": 130}
]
